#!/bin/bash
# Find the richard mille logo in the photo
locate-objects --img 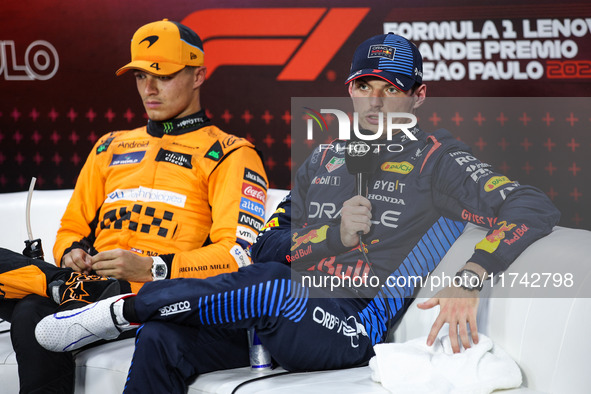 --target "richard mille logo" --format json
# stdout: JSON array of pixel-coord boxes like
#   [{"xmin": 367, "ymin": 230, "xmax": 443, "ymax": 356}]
[{"xmin": 140, "ymin": 35, "xmax": 159, "ymax": 48}]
